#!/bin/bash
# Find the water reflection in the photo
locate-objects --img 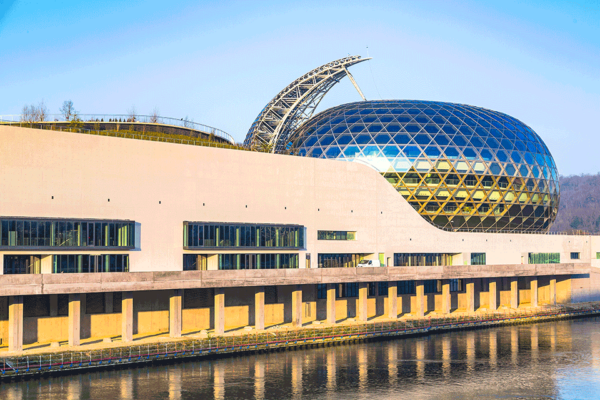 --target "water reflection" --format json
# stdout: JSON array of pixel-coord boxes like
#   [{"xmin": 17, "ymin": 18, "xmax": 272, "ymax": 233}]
[{"xmin": 3, "ymin": 318, "xmax": 600, "ymax": 399}]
